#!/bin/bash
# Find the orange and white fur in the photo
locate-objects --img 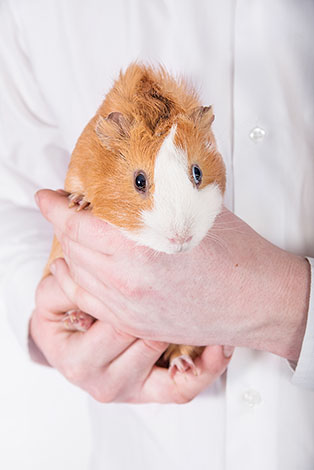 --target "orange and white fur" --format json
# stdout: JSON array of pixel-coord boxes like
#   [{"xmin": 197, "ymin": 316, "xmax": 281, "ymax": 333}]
[{"xmin": 45, "ymin": 63, "xmax": 226, "ymax": 375}]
